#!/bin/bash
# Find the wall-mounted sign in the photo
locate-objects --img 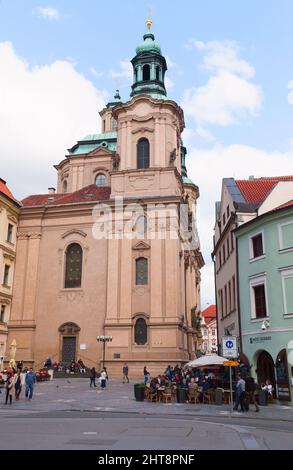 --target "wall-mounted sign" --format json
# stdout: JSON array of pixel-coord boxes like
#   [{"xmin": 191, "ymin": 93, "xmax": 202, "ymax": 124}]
[
  {"xmin": 249, "ymin": 336, "xmax": 271, "ymax": 344},
  {"xmin": 80, "ymin": 344, "xmax": 86, "ymax": 350}
]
